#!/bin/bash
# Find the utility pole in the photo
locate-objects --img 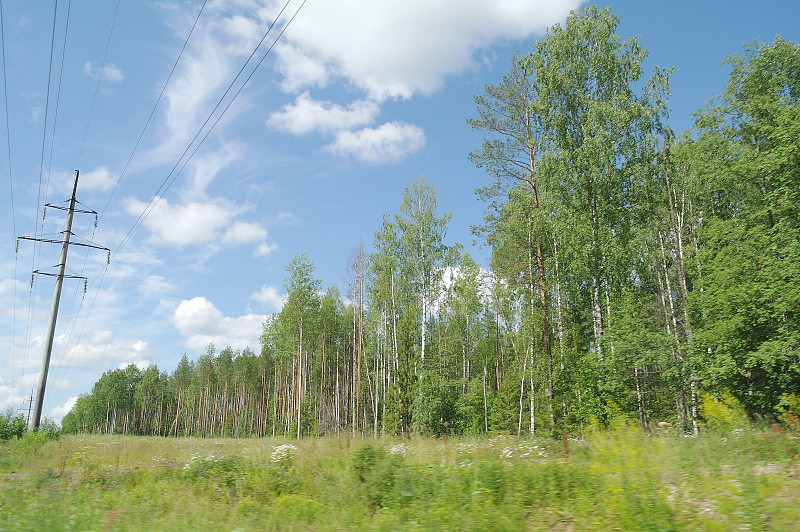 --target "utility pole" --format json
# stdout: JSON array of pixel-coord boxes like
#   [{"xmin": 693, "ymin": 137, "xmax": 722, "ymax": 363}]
[
  {"xmin": 18, "ymin": 170, "xmax": 109, "ymax": 430},
  {"xmin": 19, "ymin": 390, "xmax": 34, "ymax": 425}
]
